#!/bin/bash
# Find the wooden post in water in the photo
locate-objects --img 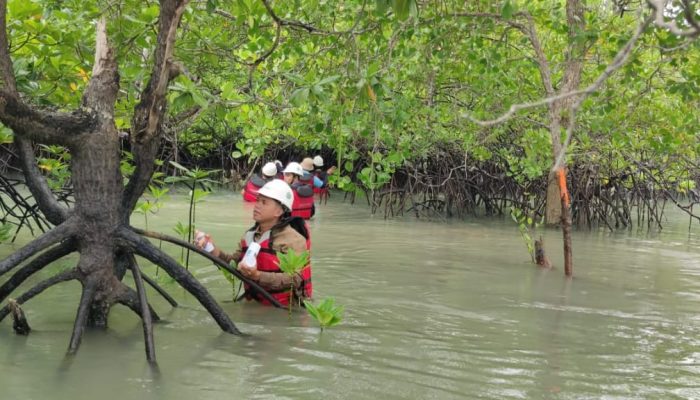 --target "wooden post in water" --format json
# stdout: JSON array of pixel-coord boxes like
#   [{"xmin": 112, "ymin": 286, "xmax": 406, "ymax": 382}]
[{"xmin": 557, "ymin": 168, "xmax": 573, "ymax": 277}]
